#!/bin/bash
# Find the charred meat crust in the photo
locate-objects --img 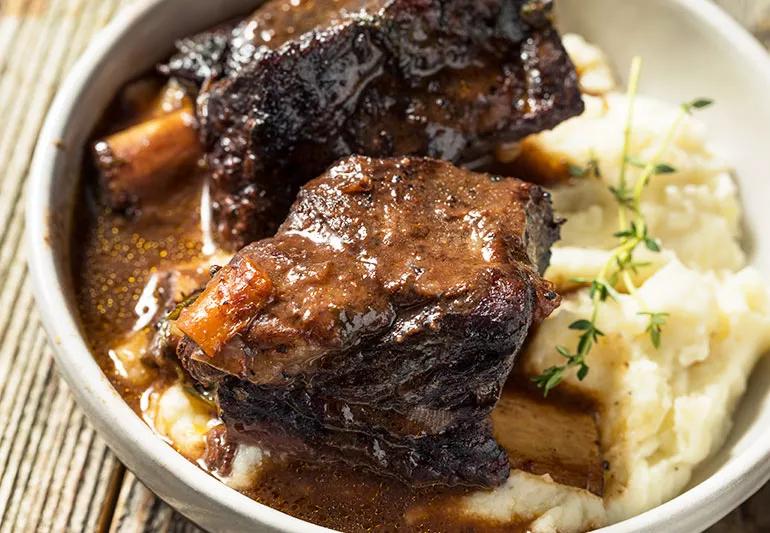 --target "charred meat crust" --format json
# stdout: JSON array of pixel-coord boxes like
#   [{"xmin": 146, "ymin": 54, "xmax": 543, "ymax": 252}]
[
  {"xmin": 163, "ymin": 0, "xmax": 583, "ymax": 248},
  {"xmin": 219, "ymin": 379, "xmax": 512, "ymax": 487},
  {"xmin": 159, "ymin": 20, "xmax": 238, "ymax": 91},
  {"xmin": 176, "ymin": 156, "xmax": 560, "ymax": 487}
]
